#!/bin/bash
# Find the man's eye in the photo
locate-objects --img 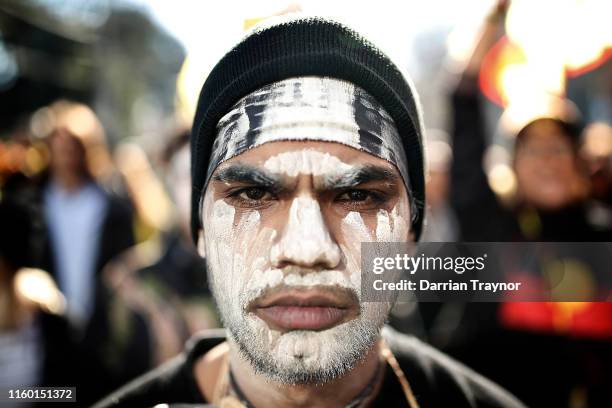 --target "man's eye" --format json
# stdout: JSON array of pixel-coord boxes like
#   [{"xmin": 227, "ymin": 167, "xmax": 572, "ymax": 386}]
[
  {"xmin": 334, "ymin": 189, "xmax": 389, "ymax": 211},
  {"xmin": 338, "ymin": 190, "xmax": 370, "ymax": 202},
  {"xmin": 225, "ymin": 186, "xmax": 276, "ymax": 209},
  {"xmin": 336, "ymin": 189, "xmax": 384, "ymax": 203},
  {"xmin": 237, "ymin": 187, "xmax": 271, "ymax": 201}
]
